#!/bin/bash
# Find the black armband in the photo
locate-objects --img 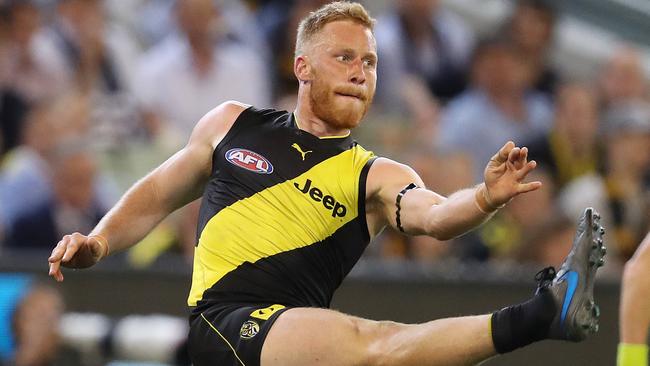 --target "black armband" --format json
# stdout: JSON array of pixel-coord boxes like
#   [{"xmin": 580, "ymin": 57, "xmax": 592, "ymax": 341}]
[{"xmin": 395, "ymin": 183, "xmax": 419, "ymax": 233}]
